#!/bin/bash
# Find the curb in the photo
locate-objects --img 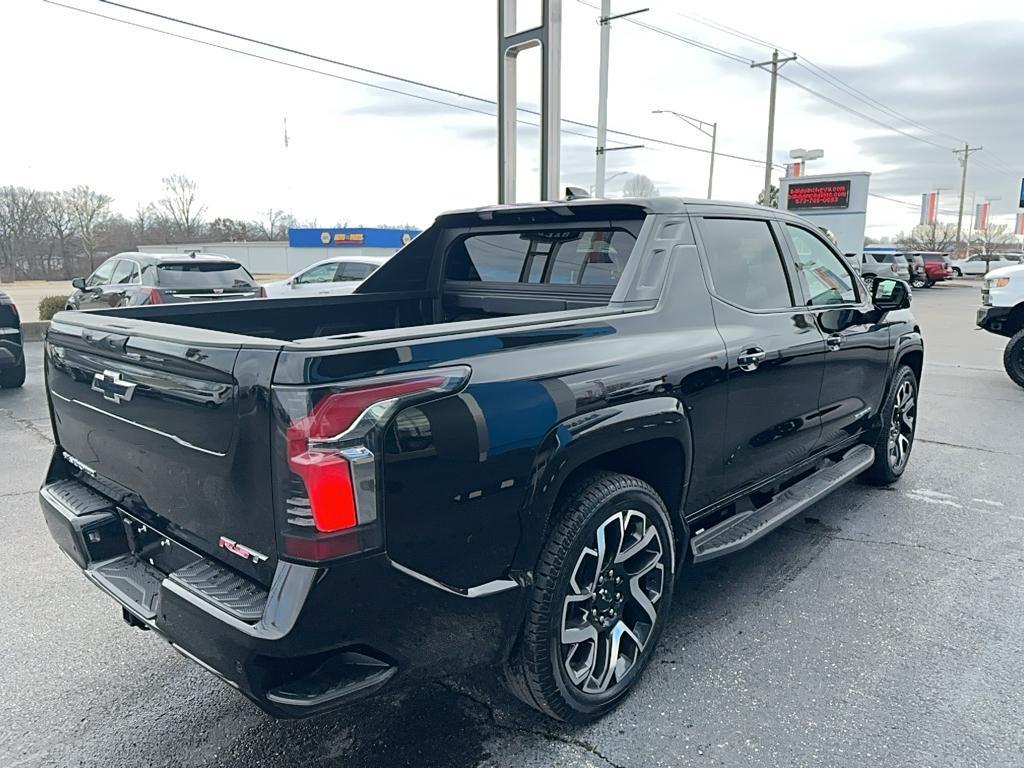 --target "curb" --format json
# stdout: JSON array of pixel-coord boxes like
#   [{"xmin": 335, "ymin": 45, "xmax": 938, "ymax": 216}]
[{"xmin": 20, "ymin": 321, "xmax": 50, "ymax": 342}]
